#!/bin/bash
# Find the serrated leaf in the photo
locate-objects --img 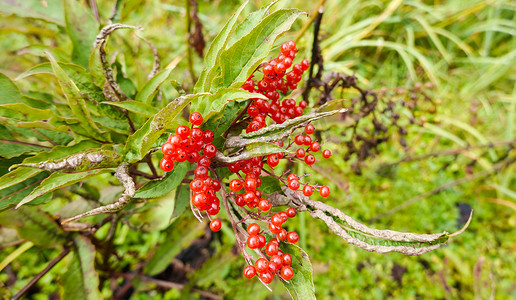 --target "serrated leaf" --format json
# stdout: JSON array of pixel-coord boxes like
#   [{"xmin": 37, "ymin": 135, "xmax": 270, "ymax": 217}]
[
  {"xmin": 0, "ymin": 0, "xmax": 65, "ymax": 25},
  {"xmin": 0, "ymin": 206, "xmax": 67, "ymax": 248},
  {"xmin": 0, "ymin": 73, "xmax": 23, "ymax": 104},
  {"xmin": 220, "ymin": 9, "xmax": 303, "ymax": 89},
  {"xmin": 61, "ymin": 235, "xmax": 102, "ymax": 300},
  {"xmin": 122, "ymin": 93, "xmax": 208, "ymax": 163},
  {"xmin": 279, "ymin": 243, "xmax": 315, "ymax": 300},
  {"xmin": 144, "ymin": 216, "xmax": 205, "ymax": 276},
  {"xmin": 101, "ymin": 100, "xmax": 158, "ymax": 117},
  {"xmin": 64, "ymin": 0, "xmax": 98, "ymax": 68},
  {"xmin": 193, "ymin": 88, "xmax": 267, "ymax": 120},
  {"xmin": 135, "ymin": 68, "xmax": 173, "ymax": 105},
  {"xmin": 194, "ymin": 1, "xmax": 248, "ymax": 93},
  {"xmin": 46, "ymin": 52, "xmax": 109, "ymax": 141},
  {"xmin": 16, "ymin": 168, "xmax": 110, "ymax": 208},
  {"xmin": 134, "ymin": 162, "xmax": 188, "ymax": 198},
  {"xmin": 259, "ymin": 176, "xmax": 282, "ymax": 194}
]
